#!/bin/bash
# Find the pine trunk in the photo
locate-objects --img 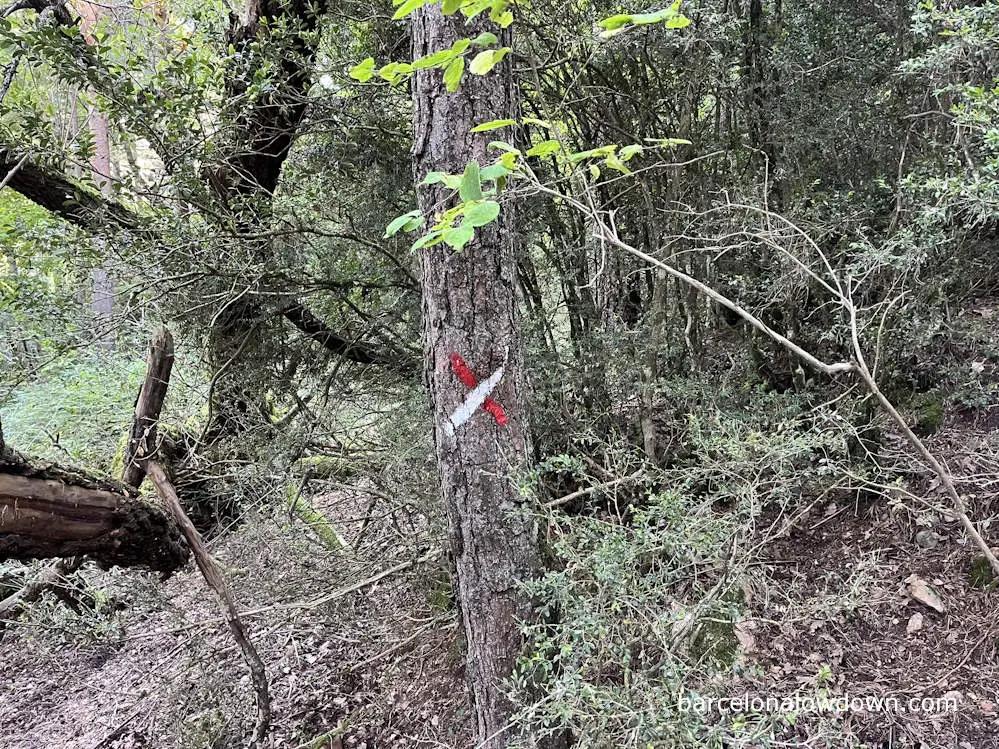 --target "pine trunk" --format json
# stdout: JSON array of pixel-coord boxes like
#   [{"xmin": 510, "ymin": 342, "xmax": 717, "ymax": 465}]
[{"xmin": 410, "ymin": 7, "xmax": 551, "ymax": 747}]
